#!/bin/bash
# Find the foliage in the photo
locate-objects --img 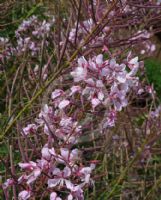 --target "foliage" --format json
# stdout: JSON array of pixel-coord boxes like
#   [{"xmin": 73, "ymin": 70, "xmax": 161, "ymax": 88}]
[{"xmin": 145, "ymin": 58, "xmax": 161, "ymax": 99}]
